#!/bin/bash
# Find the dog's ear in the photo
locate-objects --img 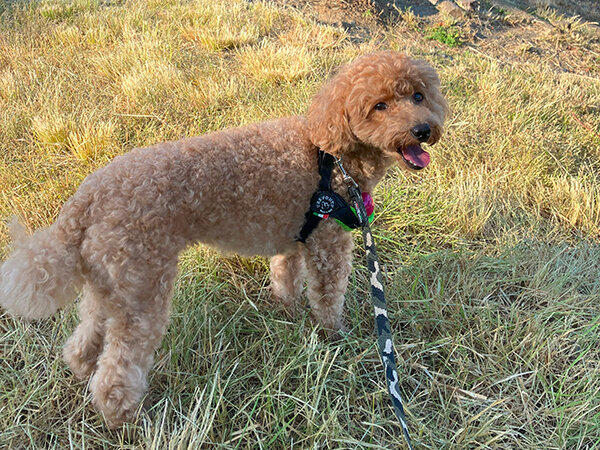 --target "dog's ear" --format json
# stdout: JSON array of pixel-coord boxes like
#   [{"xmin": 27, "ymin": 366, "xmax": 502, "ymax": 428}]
[
  {"xmin": 414, "ymin": 58, "xmax": 450, "ymax": 122},
  {"xmin": 306, "ymin": 69, "xmax": 355, "ymax": 157}
]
